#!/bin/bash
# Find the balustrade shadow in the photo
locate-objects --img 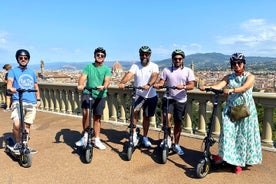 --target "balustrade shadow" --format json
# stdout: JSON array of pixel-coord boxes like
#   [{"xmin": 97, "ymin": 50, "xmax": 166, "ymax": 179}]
[{"xmin": 0, "ymin": 132, "xmax": 18, "ymax": 162}]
